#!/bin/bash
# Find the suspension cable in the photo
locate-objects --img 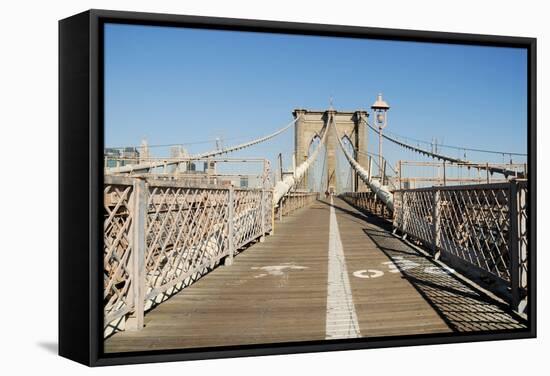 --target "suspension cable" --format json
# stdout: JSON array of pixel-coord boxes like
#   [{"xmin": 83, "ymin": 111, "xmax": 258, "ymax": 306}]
[
  {"xmin": 334, "ymin": 114, "xmax": 394, "ymax": 211},
  {"xmin": 105, "ymin": 137, "xmax": 244, "ymax": 150},
  {"xmin": 194, "ymin": 117, "xmax": 298, "ymax": 160},
  {"xmin": 356, "ymin": 150, "xmax": 398, "ymax": 175},
  {"xmin": 106, "ymin": 117, "xmax": 299, "ymax": 174},
  {"xmin": 362, "ymin": 118, "xmax": 525, "ymax": 178},
  {"xmin": 273, "ymin": 120, "xmax": 329, "ymax": 204},
  {"xmin": 384, "ymin": 129, "xmax": 527, "ymax": 157}
]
